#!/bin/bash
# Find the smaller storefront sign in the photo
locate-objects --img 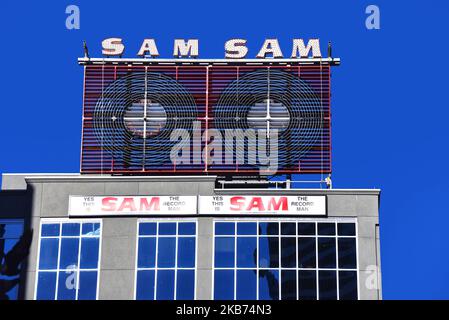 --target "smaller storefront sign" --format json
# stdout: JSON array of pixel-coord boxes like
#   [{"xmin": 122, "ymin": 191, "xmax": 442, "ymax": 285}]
[
  {"xmin": 199, "ymin": 195, "xmax": 326, "ymax": 215},
  {"xmin": 69, "ymin": 196, "xmax": 197, "ymax": 216}
]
